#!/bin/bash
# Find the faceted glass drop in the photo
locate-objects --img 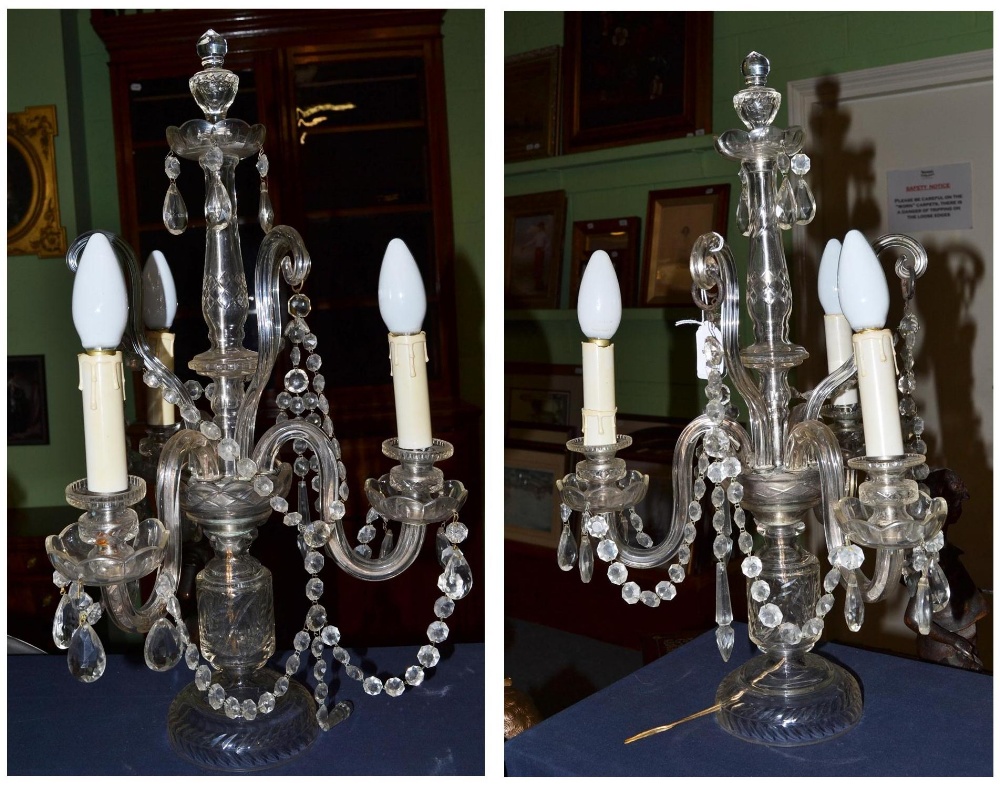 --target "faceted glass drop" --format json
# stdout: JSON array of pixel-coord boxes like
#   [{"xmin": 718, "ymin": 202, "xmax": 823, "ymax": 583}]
[
  {"xmin": 716, "ymin": 624, "xmax": 735, "ymax": 661},
  {"xmin": 385, "ymin": 677, "xmax": 405, "ymax": 697},
  {"xmin": 655, "ymin": 580, "xmax": 677, "ymax": 601},
  {"xmin": 621, "ymin": 582, "xmax": 641, "ymax": 604},
  {"xmin": 379, "ymin": 529, "xmax": 395, "ymax": 559},
  {"xmin": 578, "ymin": 533, "xmax": 594, "ymax": 583},
  {"xmin": 363, "ymin": 677, "xmax": 383, "ymax": 696},
  {"xmin": 715, "ymin": 562, "xmax": 733, "ymax": 625},
  {"xmin": 914, "ymin": 576, "xmax": 932, "ymax": 635},
  {"xmin": 258, "ymin": 182, "xmax": 274, "ymax": 233},
  {"xmin": 195, "ymin": 665, "xmax": 212, "ymax": 691},
  {"xmin": 163, "ymin": 182, "xmax": 188, "ymax": 235},
  {"xmin": 607, "ymin": 562, "xmax": 627, "ymax": 585},
  {"xmin": 418, "ymin": 644, "xmax": 441, "ymax": 667},
  {"xmin": 205, "ymin": 176, "xmax": 232, "ymax": 228},
  {"xmin": 596, "ymin": 538, "xmax": 618, "ymax": 562},
  {"xmin": 436, "ymin": 528, "xmax": 454, "ymax": 569},
  {"xmin": 635, "ymin": 532, "xmax": 653, "ymax": 549},
  {"xmin": 434, "ymin": 596, "xmax": 455, "ymax": 619},
  {"xmin": 778, "ymin": 623, "xmax": 802, "ymax": 645},
  {"xmin": 427, "ymin": 621, "xmax": 449, "ymax": 643},
  {"xmin": 823, "ymin": 567, "xmax": 841, "ymax": 593},
  {"xmin": 68, "ymin": 623, "xmax": 106, "ymax": 683},
  {"xmin": 736, "ymin": 189, "xmax": 751, "ymax": 236},
  {"xmin": 556, "ymin": 524, "xmax": 577, "ymax": 571},
  {"xmin": 144, "ymin": 617, "xmax": 183, "ymax": 671},
  {"xmin": 53, "ymin": 593, "xmax": 83, "ymax": 650},
  {"xmin": 750, "ymin": 579, "xmax": 770, "ymax": 602},
  {"xmin": 794, "ymin": 176, "xmax": 816, "ymax": 224},
  {"xmin": 437, "ymin": 549, "xmax": 473, "ymax": 600},
  {"xmin": 927, "ymin": 560, "xmax": 951, "ymax": 612},
  {"xmin": 775, "ymin": 175, "xmax": 797, "ymax": 230},
  {"xmin": 758, "ymin": 603, "xmax": 783, "ymax": 628},
  {"xmin": 844, "ymin": 582, "xmax": 865, "ymax": 632}
]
